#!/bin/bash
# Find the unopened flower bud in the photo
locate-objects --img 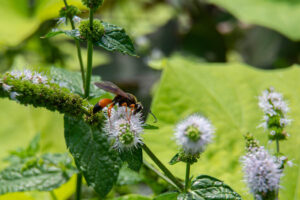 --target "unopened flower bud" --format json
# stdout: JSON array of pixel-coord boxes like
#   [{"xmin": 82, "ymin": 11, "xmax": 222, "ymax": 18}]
[
  {"xmin": 81, "ymin": 0, "xmax": 103, "ymax": 10},
  {"xmin": 79, "ymin": 19, "xmax": 105, "ymax": 41}
]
